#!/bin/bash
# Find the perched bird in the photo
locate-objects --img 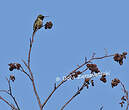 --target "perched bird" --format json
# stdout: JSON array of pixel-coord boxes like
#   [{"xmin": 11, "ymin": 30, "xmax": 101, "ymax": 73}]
[
  {"xmin": 31, "ymin": 14, "xmax": 48, "ymax": 43},
  {"xmin": 33, "ymin": 14, "xmax": 48, "ymax": 32}
]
